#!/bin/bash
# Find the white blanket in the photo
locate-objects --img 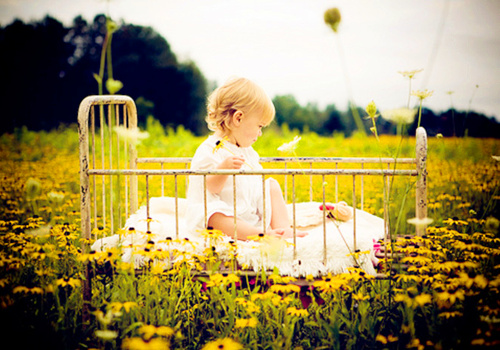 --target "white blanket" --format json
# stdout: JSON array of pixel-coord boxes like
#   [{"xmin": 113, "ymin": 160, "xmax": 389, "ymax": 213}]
[{"xmin": 92, "ymin": 197, "xmax": 384, "ymax": 277}]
